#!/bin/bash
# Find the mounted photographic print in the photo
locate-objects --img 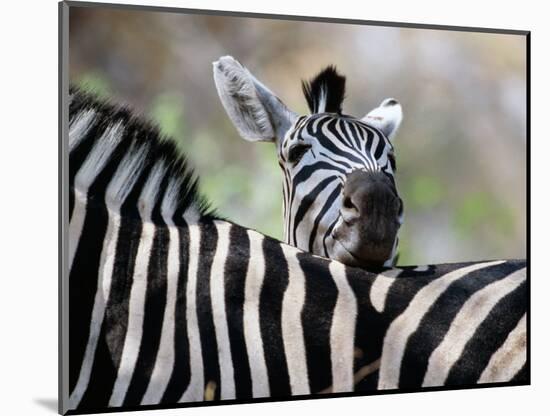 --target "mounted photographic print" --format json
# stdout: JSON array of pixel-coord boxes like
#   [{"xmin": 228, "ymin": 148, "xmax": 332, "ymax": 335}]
[{"xmin": 59, "ymin": 1, "xmax": 529, "ymax": 414}]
